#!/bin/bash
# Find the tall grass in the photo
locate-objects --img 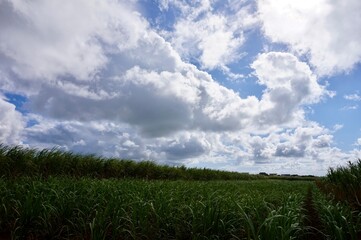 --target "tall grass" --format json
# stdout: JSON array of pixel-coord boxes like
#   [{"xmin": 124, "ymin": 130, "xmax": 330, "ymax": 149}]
[
  {"xmin": 0, "ymin": 178, "xmax": 311, "ymax": 239},
  {"xmin": 0, "ymin": 144, "xmax": 259, "ymax": 181},
  {"xmin": 318, "ymin": 160, "xmax": 361, "ymax": 210},
  {"xmin": 6, "ymin": 145, "xmax": 360, "ymax": 238},
  {"xmin": 313, "ymin": 188, "xmax": 361, "ymax": 240},
  {"xmin": 313, "ymin": 160, "xmax": 361, "ymax": 238}
]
